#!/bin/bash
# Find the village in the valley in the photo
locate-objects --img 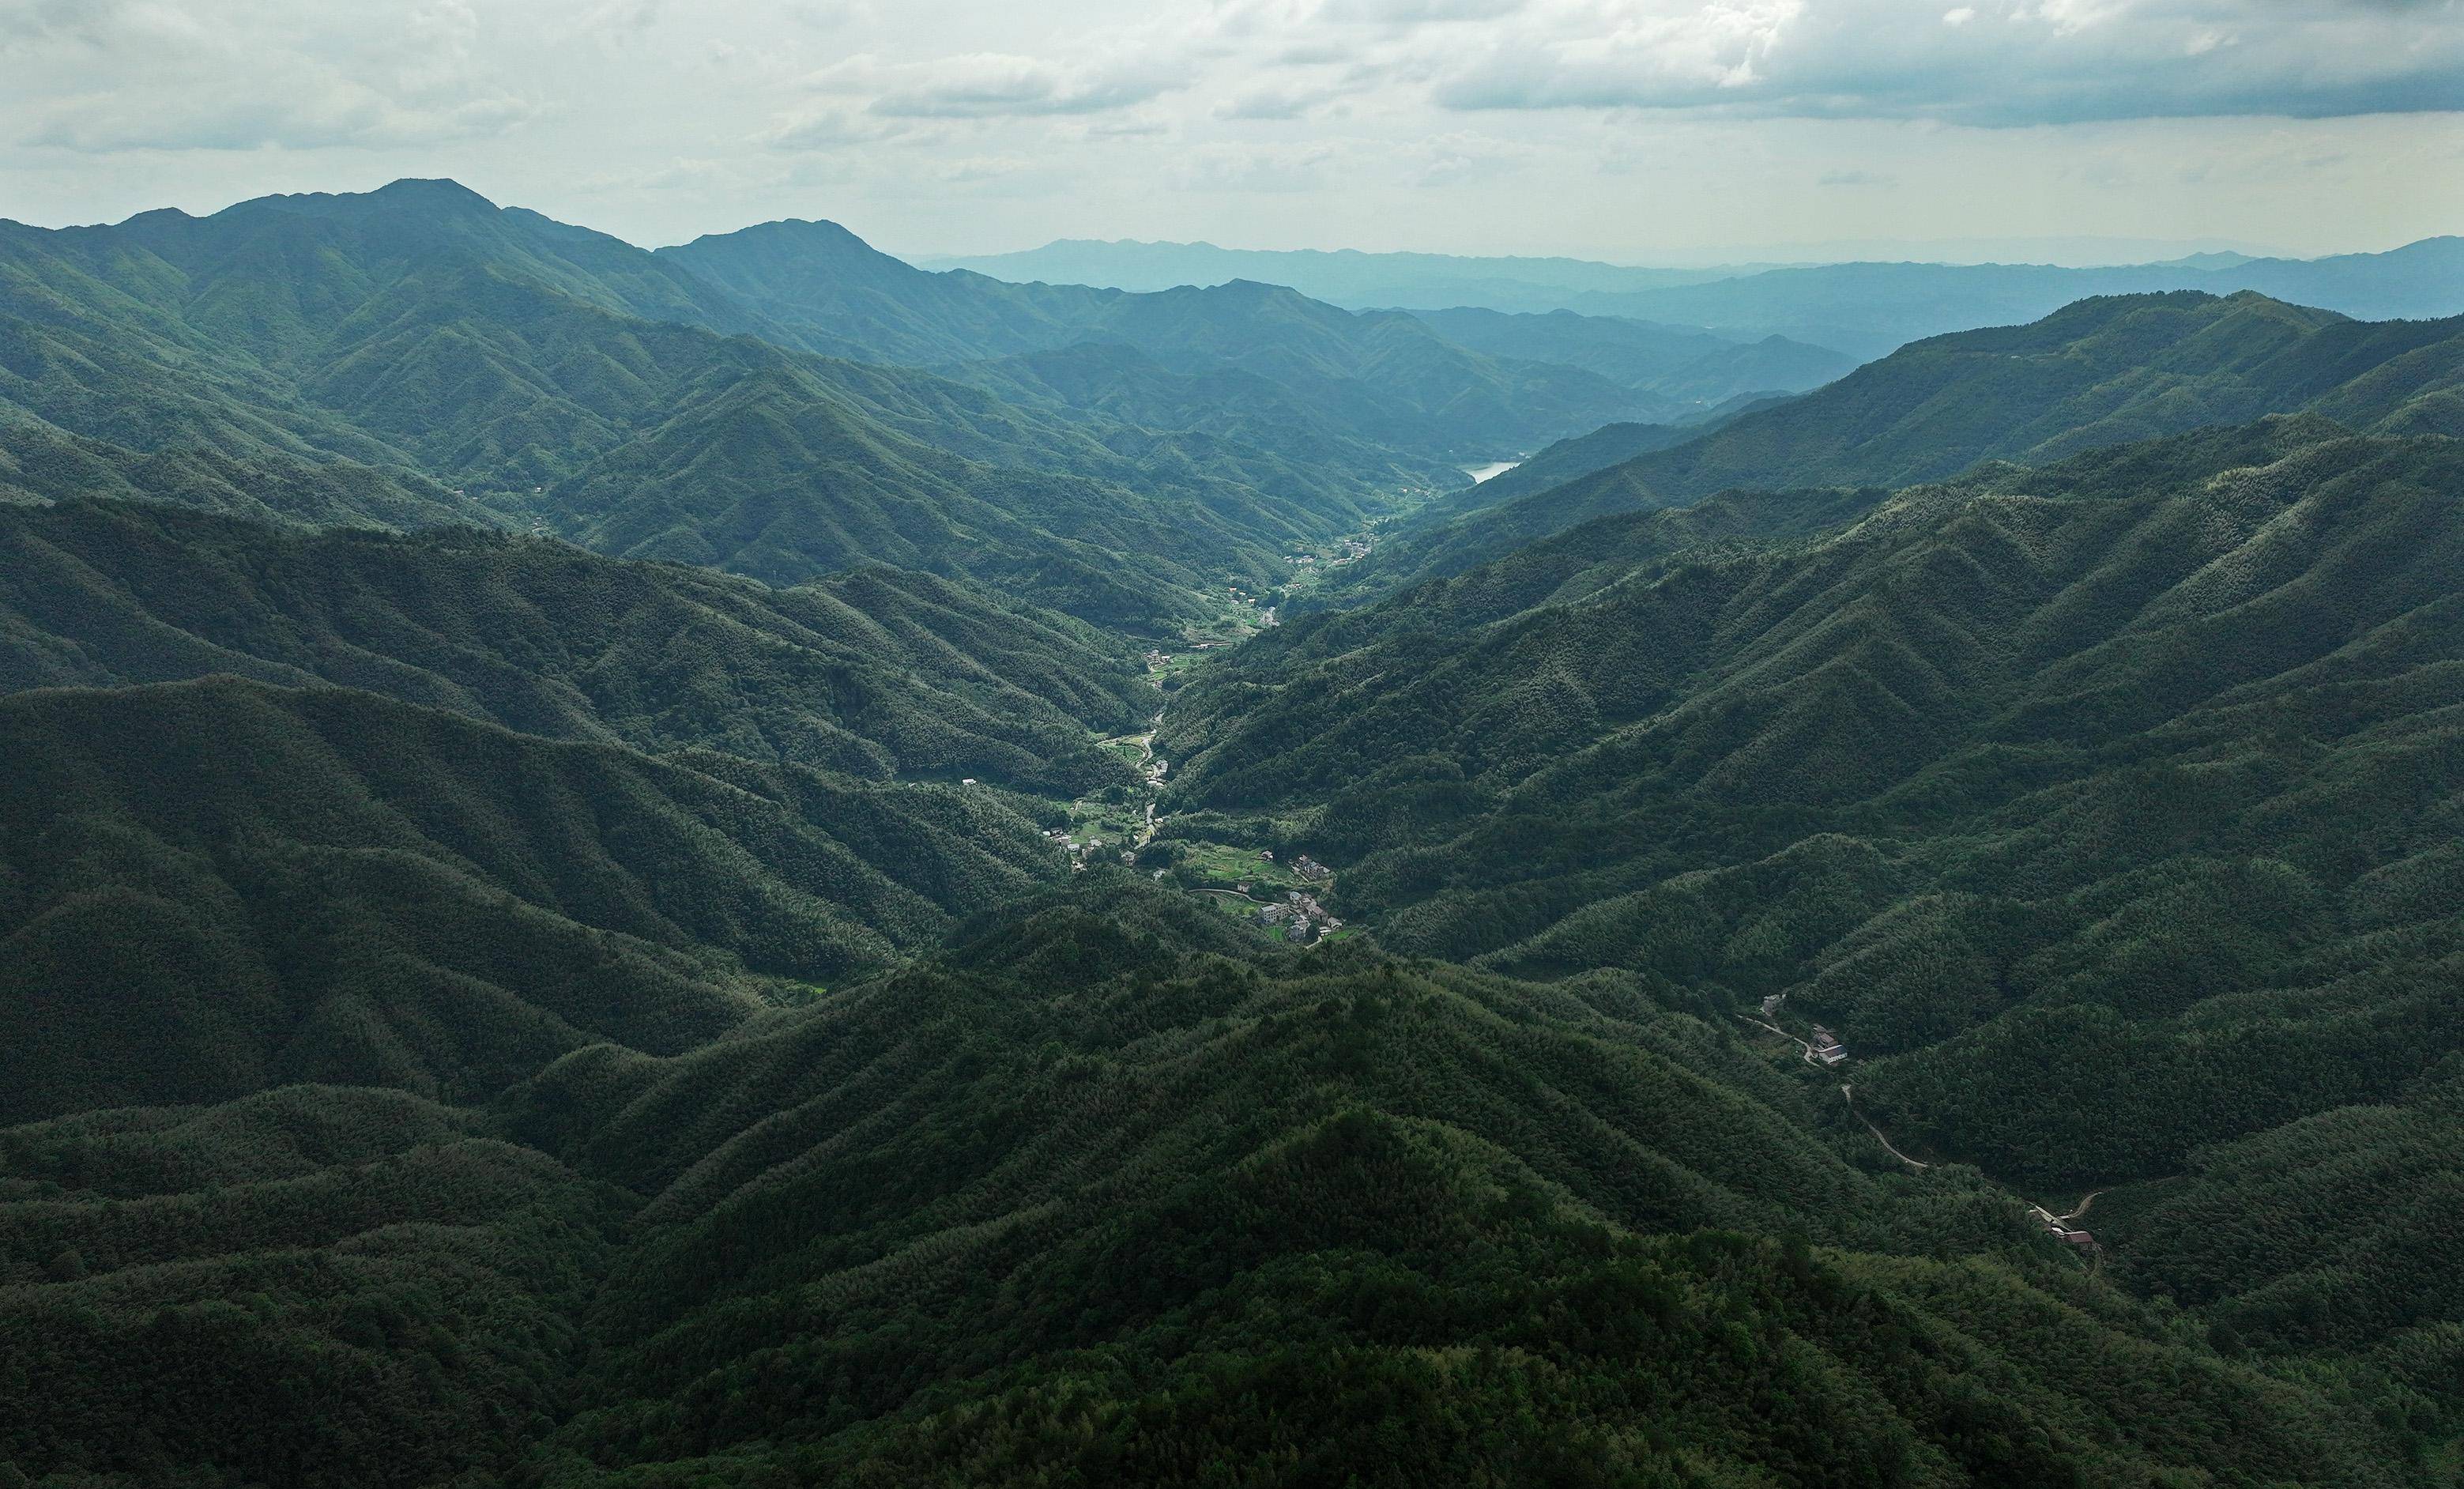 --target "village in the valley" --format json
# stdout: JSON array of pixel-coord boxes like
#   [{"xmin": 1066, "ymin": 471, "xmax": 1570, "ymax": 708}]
[{"xmin": 1028, "ymin": 547, "xmax": 1377, "ymax": 948}]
